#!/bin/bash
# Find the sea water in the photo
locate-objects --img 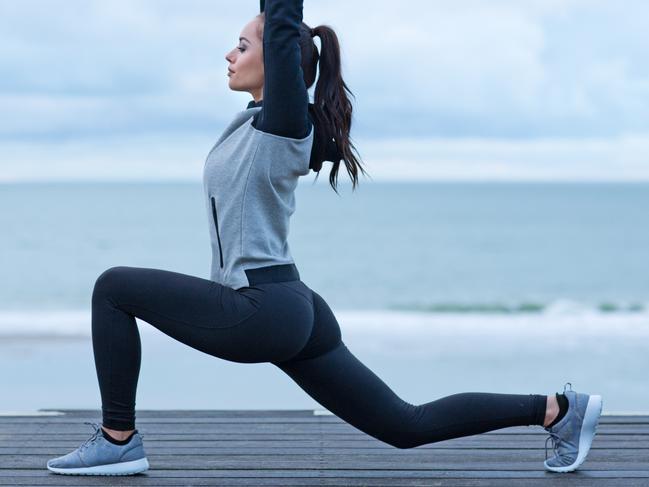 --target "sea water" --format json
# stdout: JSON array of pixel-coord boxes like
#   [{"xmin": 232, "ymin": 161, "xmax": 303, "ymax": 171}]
[{"xmin": 1, "ymin": 181, "xmax": 647, "ymax": 413}]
